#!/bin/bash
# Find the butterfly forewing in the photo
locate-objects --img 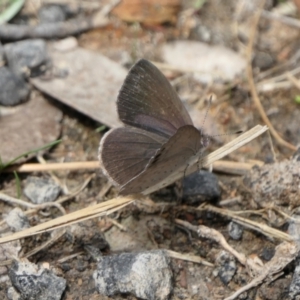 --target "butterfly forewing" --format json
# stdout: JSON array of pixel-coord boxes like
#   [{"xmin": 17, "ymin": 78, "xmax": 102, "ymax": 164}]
[
  {"xmin": 99, "ymin": 127, "xmax": 167, "ymax": 186},
  {"xmin": 119, "ymin": 125, "xmax": 202, "ymax": 195},
  {"xmin": 117, "ymin": 59, "xmax": 193, "ymax": 138}
]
